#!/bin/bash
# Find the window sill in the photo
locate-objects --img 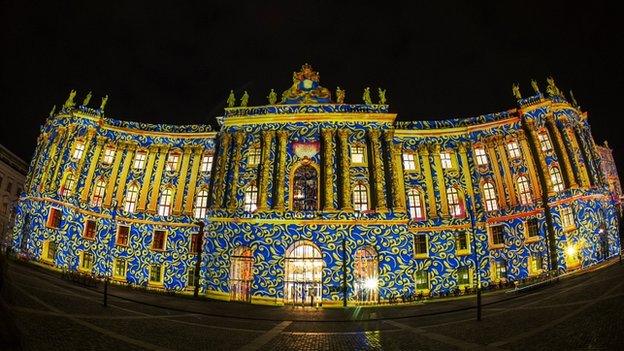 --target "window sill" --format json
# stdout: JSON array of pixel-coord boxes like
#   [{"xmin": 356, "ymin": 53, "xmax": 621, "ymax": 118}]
[
  {"xmin": 82, "ymin": 236, "xmax": 96, "ymax": 241},
  {"xmin": 148, "ymin": 282, "xmax": 164, "ymax": 288},
  {"xmin": 414, "ymin": 254, "xmax": 429, "ymax": 260},
  {"xmin": 456, "ymin": 250, "xmax": 471, "ymax": 256},
  {"xmin": 488, "ymin": 244, "xmax": 504, "ymax": 250},
  {"xmin": 116, "ymin": 243, "xmax": 129, "ymax": 247},
  {"xmin": 525, "ymin": 236, "xmax": 541, "ymax": 243}
]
